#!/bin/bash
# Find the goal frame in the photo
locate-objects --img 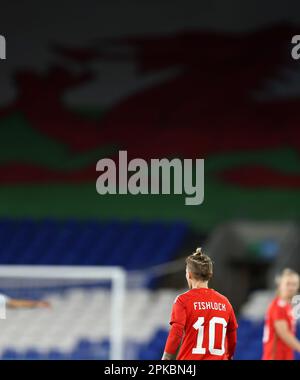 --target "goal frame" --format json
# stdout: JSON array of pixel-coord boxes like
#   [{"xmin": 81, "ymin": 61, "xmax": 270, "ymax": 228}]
[{"xmin": 0, "ymin": 265, "xmax": 126, "ymax": 360}]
